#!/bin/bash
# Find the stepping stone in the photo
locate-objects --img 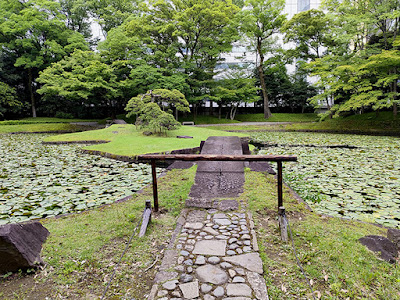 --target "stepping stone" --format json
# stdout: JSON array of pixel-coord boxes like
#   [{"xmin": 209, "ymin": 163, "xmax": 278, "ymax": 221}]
[
  {"xmin": 214, "ymin": 219, "xmax": 232, "ymax": 226},
  {"xmin": 184, "ymin": 222, "xmax": 204, "ymax": 230},
  {"xmin": 193, "ymin": 240, "xmax": 227, "ymax": 256},
  {"xmin": 247, "ymin": 271, "xmax": 269, "ymax": 300},
  {"xmin": 226, "ymin": 283, "xmax": 252, "ymax": 297},
  {"xmin": 204, "ymin": 227, "xmax": 219, "ymax": 235},
  {"xmin": 179, "ymin": 280, "xmax": 199, "ymax": 299},
  {"xmin": 162, "ymin": 279, "xmax": 179, "ymax": 290},
  {"xmin": 196, "ymin": 265, "xmax": 229, "ymax": 285},
  {"xmin": 222, "ymin": 253, "xmax": 263, "ymax": 274}
]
